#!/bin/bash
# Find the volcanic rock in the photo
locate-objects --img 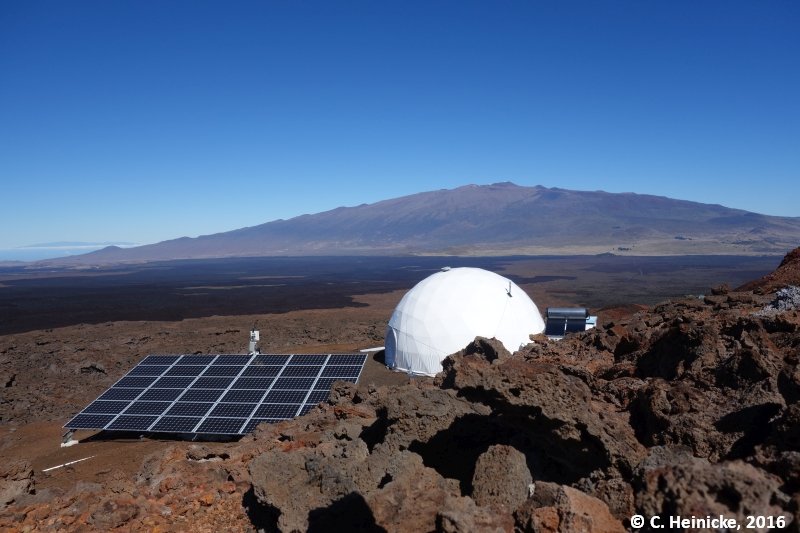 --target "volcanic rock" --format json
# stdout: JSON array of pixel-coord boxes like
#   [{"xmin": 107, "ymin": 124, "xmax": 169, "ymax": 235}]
[
  {"xmin": 471, "ymin": 444, "xmax": 532, "ymax": 512},
  {"xmin": 739, "ymin": 246, "xmax": 800, "ymax": 293},
  {"xmin": 4, "ymin": 247, "xmax": 800, "ymax": 531},
  {"xmin": 634, "ymin": 446, "xmax": 787, "ymax": 524},
  {"xmin": 0, "ymin": 460, "xmax": 34, "ymax": 507},
  {"xmin": 515, "ymin": 482, "xmax": 625, "ymax": 533}
]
